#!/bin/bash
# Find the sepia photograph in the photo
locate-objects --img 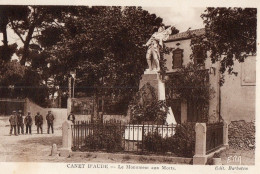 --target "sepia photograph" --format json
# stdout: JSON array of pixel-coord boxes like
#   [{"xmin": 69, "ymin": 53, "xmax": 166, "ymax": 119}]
[{"xmin": 0, "ymin": 2, "xmax": 257, "ymax": 173}]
